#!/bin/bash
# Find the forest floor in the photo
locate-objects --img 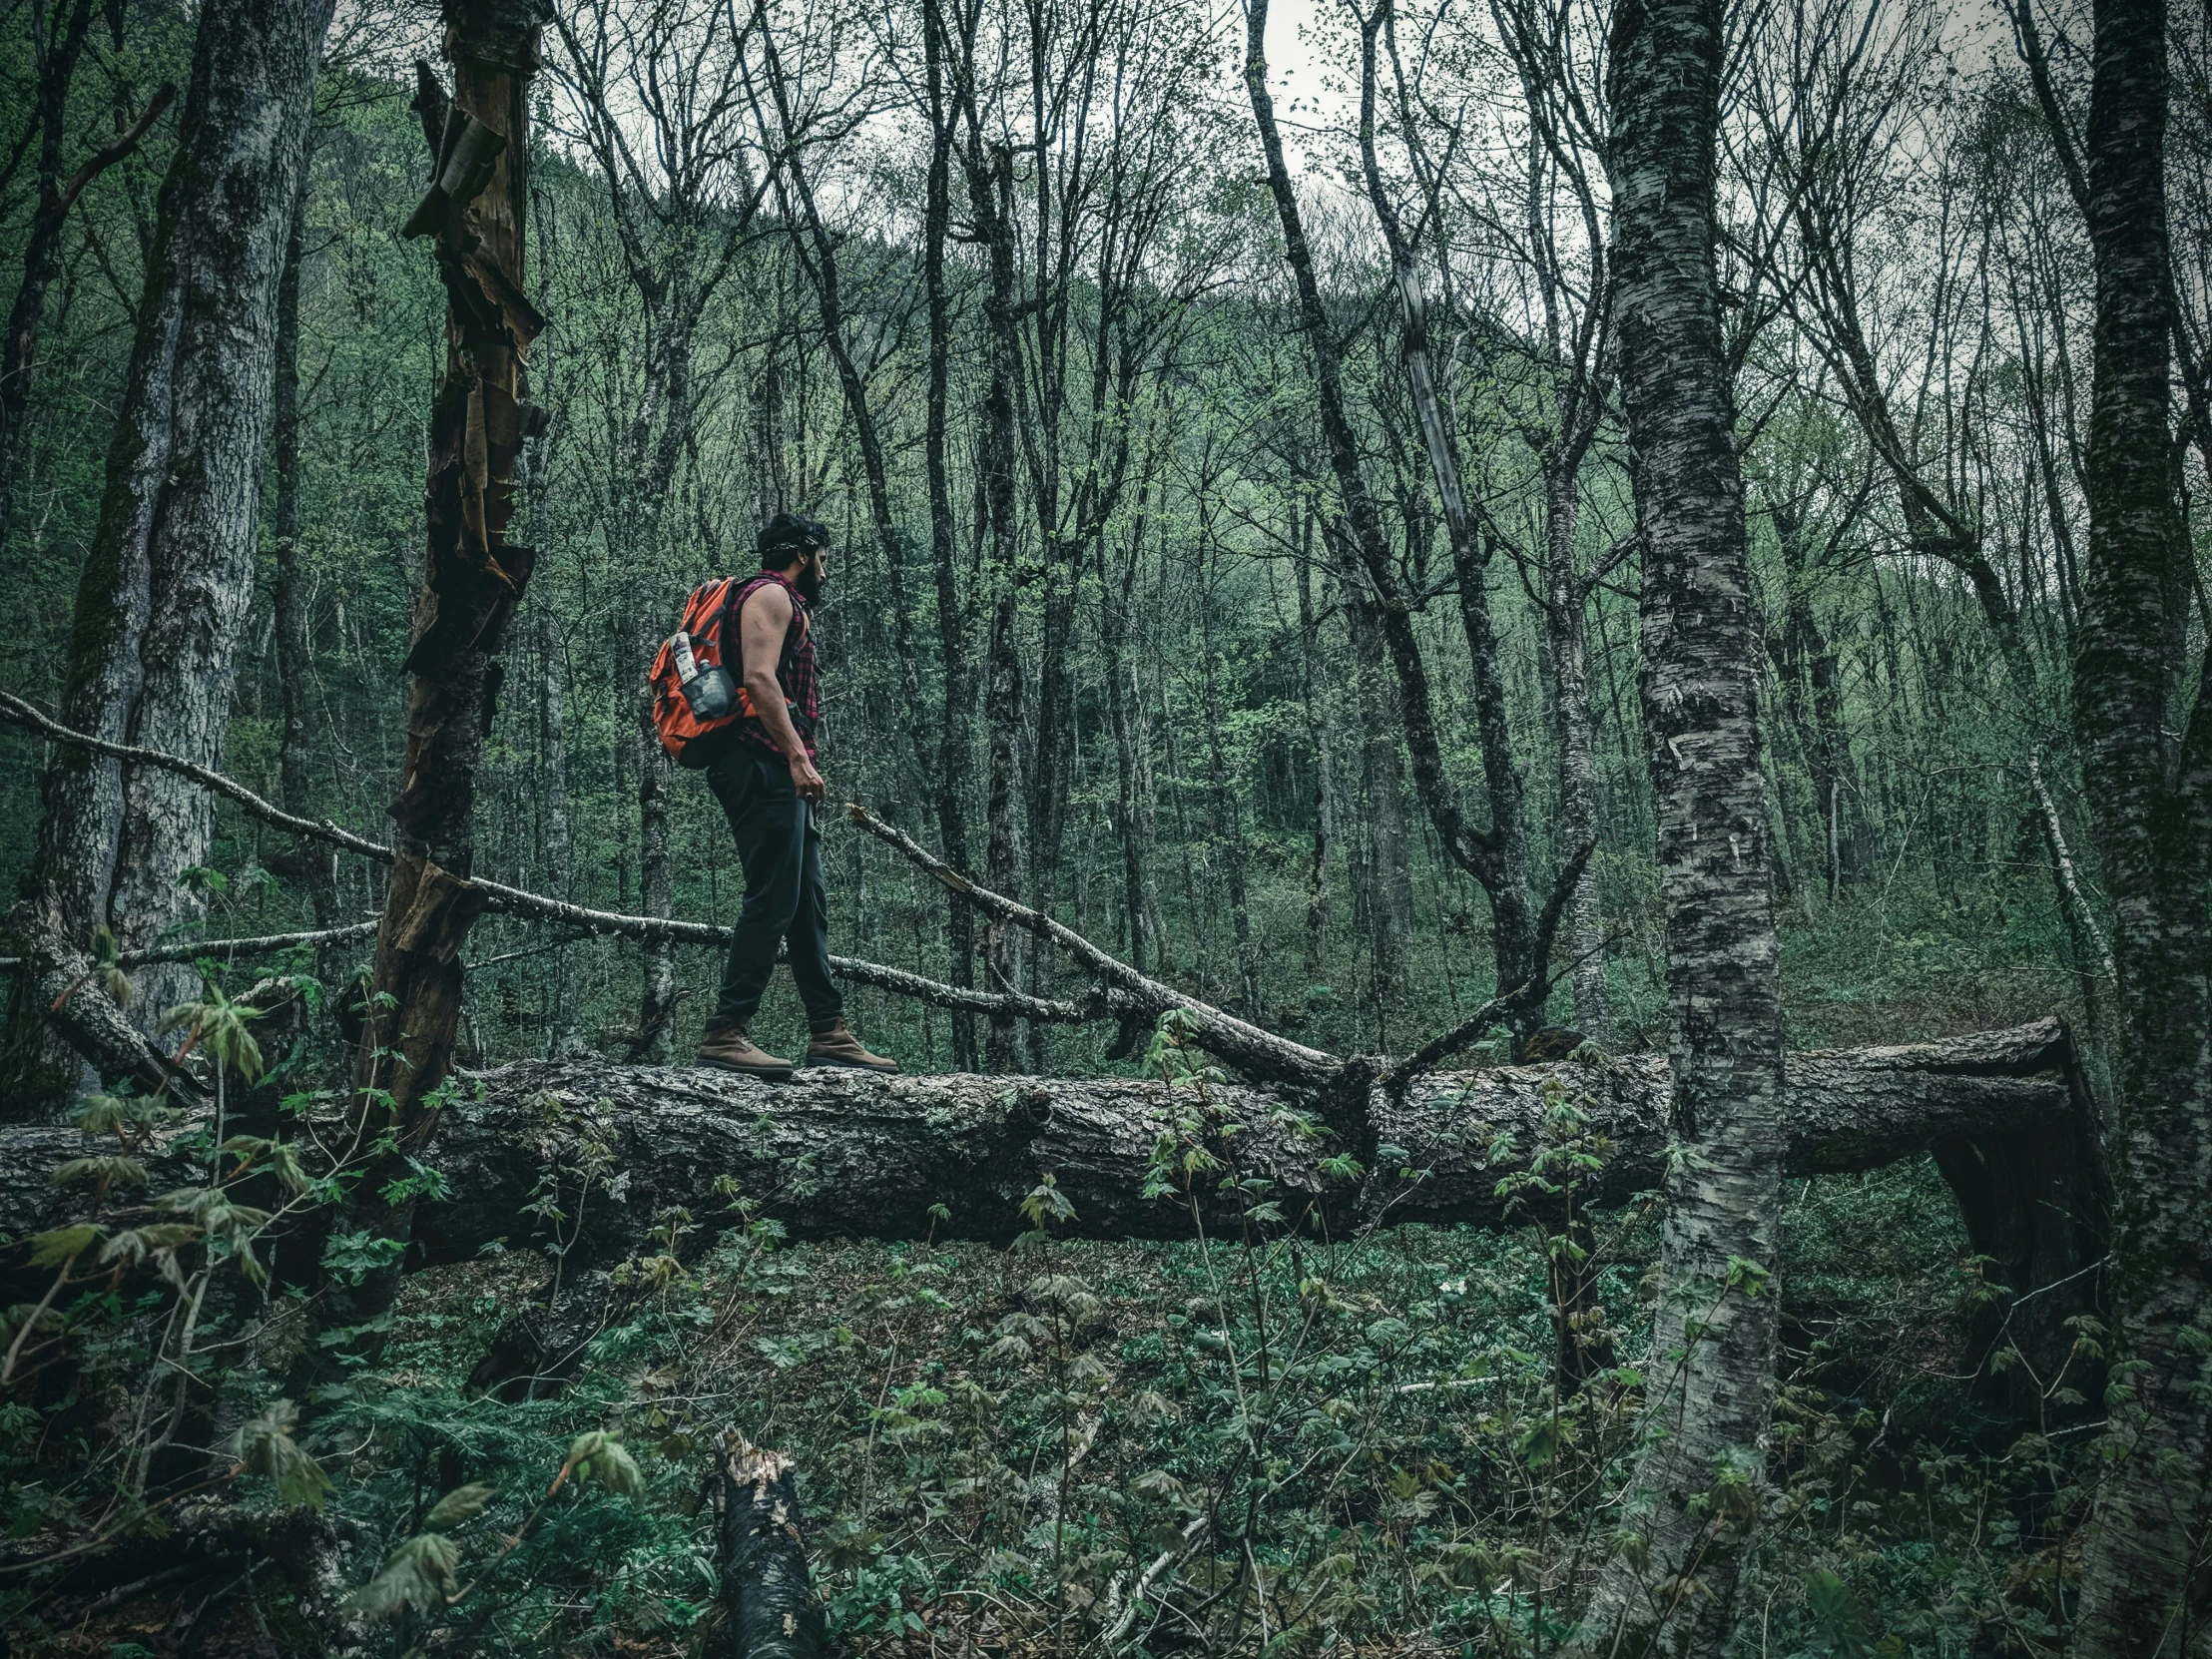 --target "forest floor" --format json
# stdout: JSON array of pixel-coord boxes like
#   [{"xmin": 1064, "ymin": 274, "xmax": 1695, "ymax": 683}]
[{"xmin": 24, "ymin": 879, "xmax": 2095, "ymax": 1656}]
